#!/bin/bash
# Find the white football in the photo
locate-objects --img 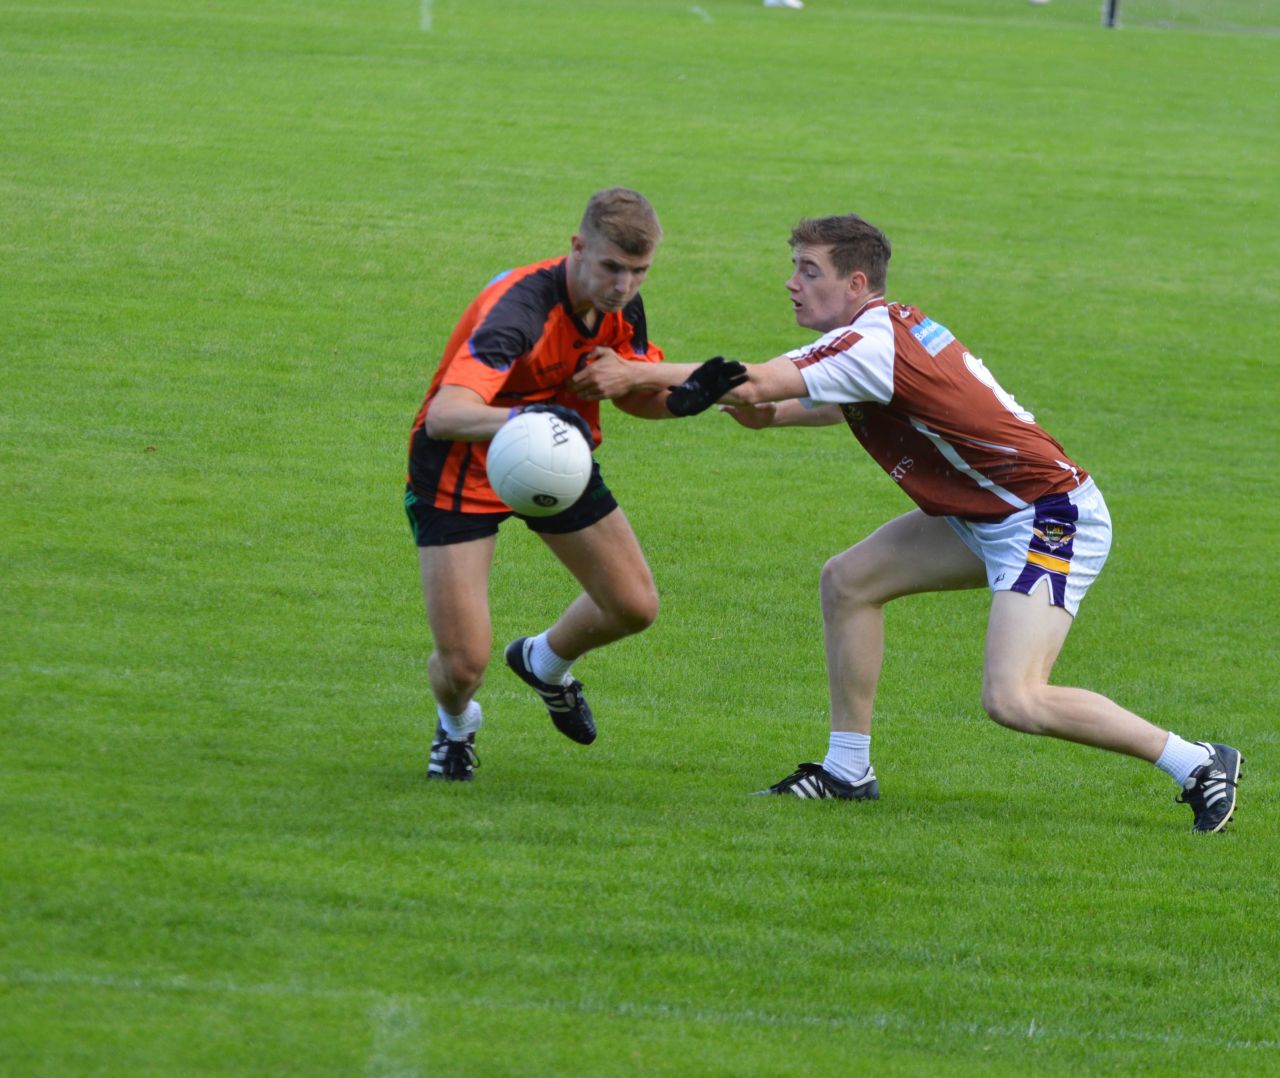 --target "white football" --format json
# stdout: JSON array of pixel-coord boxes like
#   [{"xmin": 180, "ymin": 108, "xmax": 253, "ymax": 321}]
[{"xmin": 485, "ymin": 410, "xmax": 592, "ymax": 517}]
